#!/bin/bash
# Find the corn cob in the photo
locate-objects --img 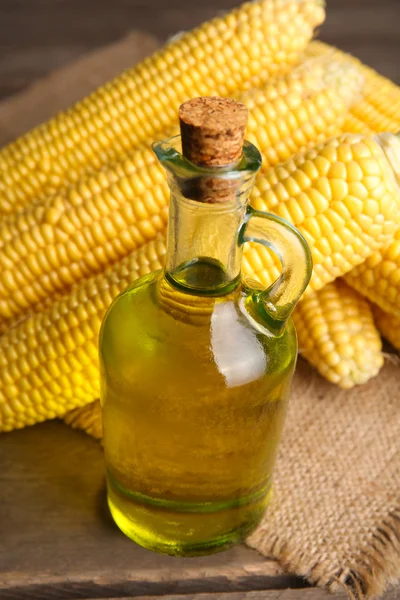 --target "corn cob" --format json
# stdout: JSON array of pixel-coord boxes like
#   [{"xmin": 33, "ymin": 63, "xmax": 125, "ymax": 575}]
[
  {"xmin": 0, "ymin": 236, "xmax": 167, "ymax": 432},
  {"xmin": 306, "ymin": 41, "xmax": 400, "ymax": 134},
  {"xmin": 305, "ymin": 45, "xmax": 400, "ymax": 315},
  {"xmin": 247, "ymin": 133, "xmax": 400, "ymax": 292},
  {"xmin": 306, "ymin": 44, "xmax": 400, "ymax": 314},
  {"xmin": 344, "ymin": 226, "xmax": 400, "ymax": 316},
  {"xmin": 1, "ymin": 129, "xmax": 399, "ymax": 321},
  {"xmin": 0, "ymin": 0, "xmax": 325, "ymax": 215},
  {"xmin": 342, "ymin": 133, "xmax": 400, "ymax": 316},
  {"xmin": 372, "ymin": 306, "xmax": 400, "ymax": 352},
  {"xmin": 0, "ymin": 60, "xmax": 364, "ymax": 320},
  {"xmin": 0, "ymin": 96, "xmax": 391, "ymax": 326},
  {"xmin": 244, "ymin": 55, "xmax": 363, "ymax": 167},
  {"xmin": 293, "ymin": 280, "xmax": 383, "ymax": 388},
  {"xmin": 0, "ymin": 53, "xmax": 360, "ymax": 222}
]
